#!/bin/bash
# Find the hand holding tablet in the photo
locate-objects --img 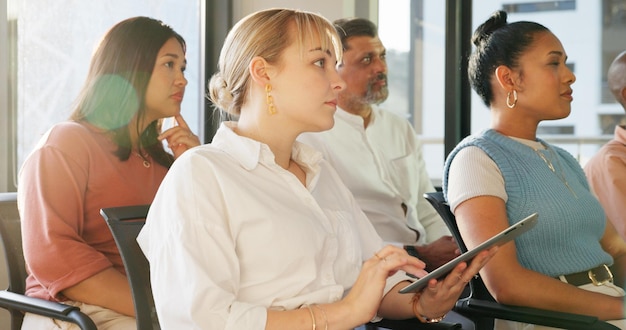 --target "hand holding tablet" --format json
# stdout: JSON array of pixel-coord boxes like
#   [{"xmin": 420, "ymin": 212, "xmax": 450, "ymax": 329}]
[{"xmin": 399, "ymin": 212, "xmax": 538, "ymax": 294}]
